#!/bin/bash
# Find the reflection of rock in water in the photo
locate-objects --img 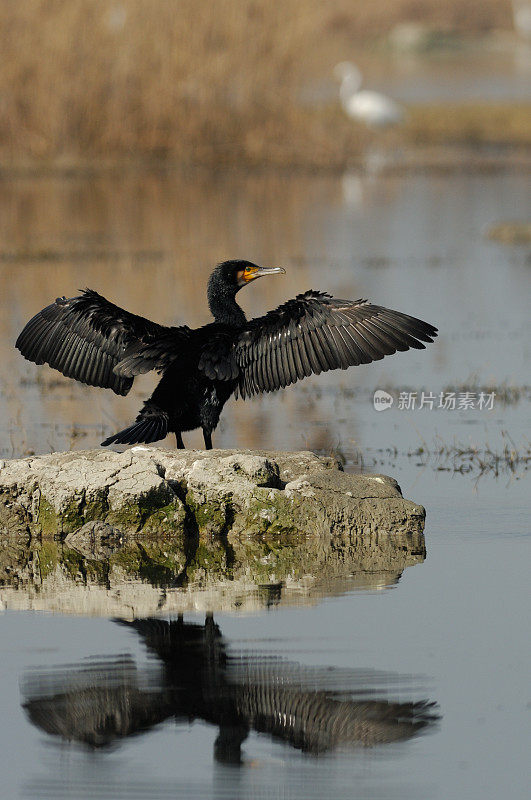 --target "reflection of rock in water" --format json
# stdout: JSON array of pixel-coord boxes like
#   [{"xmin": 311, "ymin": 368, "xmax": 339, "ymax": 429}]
[
  {"xmin": 22, "ymin": 616, "xmax": 439, "ymax": 761},
  {"xmin": 0, "ymin": 456, "xmax": 426, "ymax": 615},
  {"xmin": 0, "ymin": 534, "xmax": 423, "ymax": 615}
]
